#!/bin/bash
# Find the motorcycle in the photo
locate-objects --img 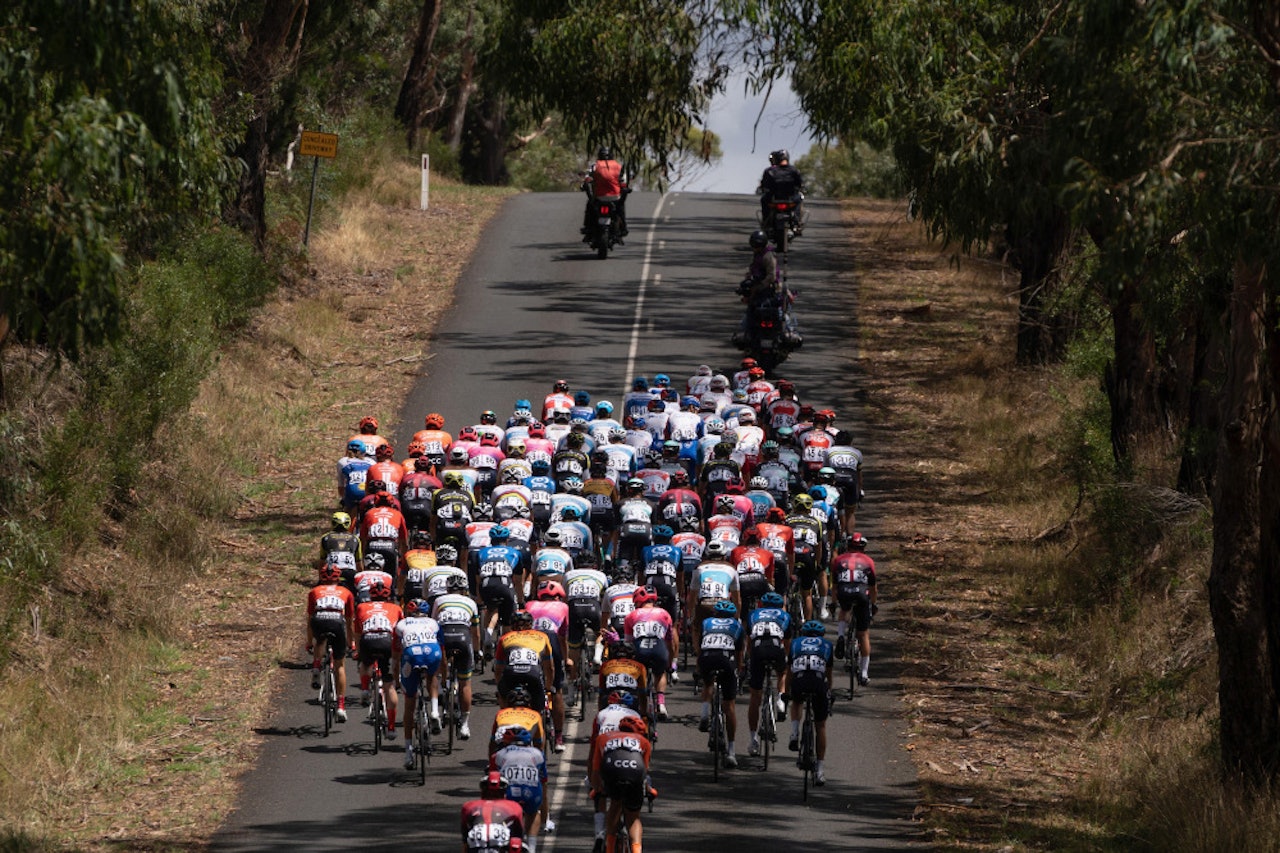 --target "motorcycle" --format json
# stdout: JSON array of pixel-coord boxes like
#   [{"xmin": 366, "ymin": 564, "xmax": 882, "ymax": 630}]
[
  {"xmin": 581, "ymin": 182, "xmax": 631, "ymax": 260},
  {"xmin": 761, "ymin": 196, "xmax": 804, "ymax": 254},
  {"xmin": 731, "ymin": 287, "xmax": 803, "ymax": 372}
]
